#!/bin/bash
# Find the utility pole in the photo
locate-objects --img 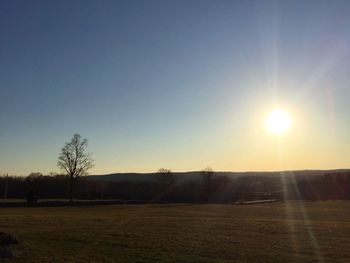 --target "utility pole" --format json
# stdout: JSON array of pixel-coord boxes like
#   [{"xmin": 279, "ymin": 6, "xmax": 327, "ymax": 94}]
[{"xmin": 4, "ymin": 174, "xmax": 8, "ymax": 200}]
